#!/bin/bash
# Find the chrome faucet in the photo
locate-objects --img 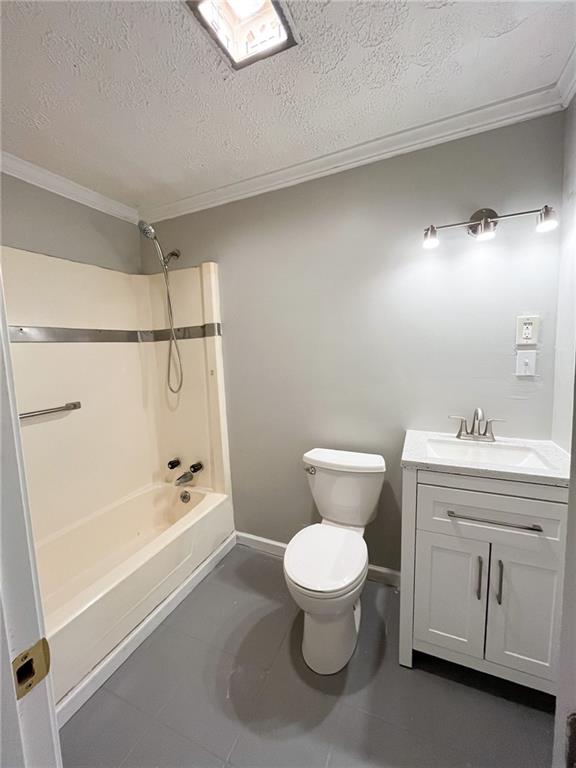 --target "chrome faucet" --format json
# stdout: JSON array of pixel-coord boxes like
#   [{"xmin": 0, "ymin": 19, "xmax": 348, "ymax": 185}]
[
  {"xmin": 470, "ymin": 407, "xmax": 485, "ymax": 437},
  {"xmin": 175, "ymin": 462, "xmax": 204, "ymax": 486},
  {"xmin": 449, "ymin": 408, "xmax": 503, "ymax": 442}
]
